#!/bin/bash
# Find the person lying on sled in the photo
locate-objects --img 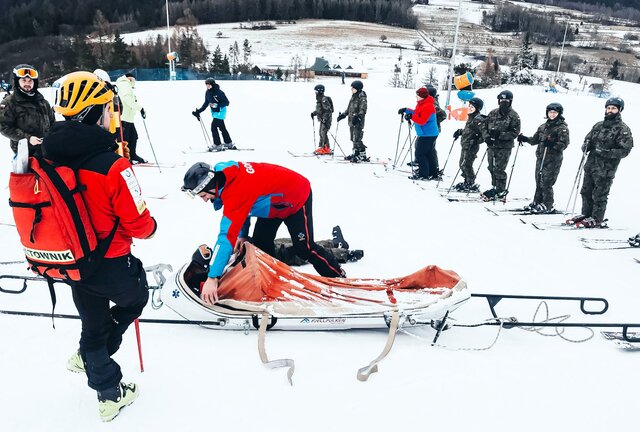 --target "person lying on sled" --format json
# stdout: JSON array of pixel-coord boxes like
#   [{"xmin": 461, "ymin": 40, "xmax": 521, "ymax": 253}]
[
  {"xmin": 274, "ymin": 225, "xmax": 363, "ymax": 266},
  {"xmin": 182, "ymin": 161, "xmax": 346, "ymax": 304}
]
